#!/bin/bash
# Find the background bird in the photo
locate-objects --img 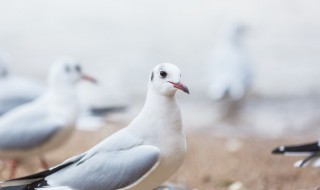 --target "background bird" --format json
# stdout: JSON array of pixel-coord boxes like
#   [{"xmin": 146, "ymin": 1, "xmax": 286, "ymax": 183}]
[
  {"xmin": 272, "ymin": 139, "xmax": 320, "ymax": 167},
  {"xmin": 207, "ymin": 22, "xmax": 253, "ymax": 121},
  {"xmin": 0, "ymin": 54, "xmax": 125, "ymax": 132},
  {"xmin": 0, "ymin": 55, "xmax": 44, "ymax": 115},
  {"xmin": 0, "ymin": 57, "xmax": 96, "ymax": 179},
  {"xmin": 0, "ymin": 63, "xmax": 189, "ymax": 190}
]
